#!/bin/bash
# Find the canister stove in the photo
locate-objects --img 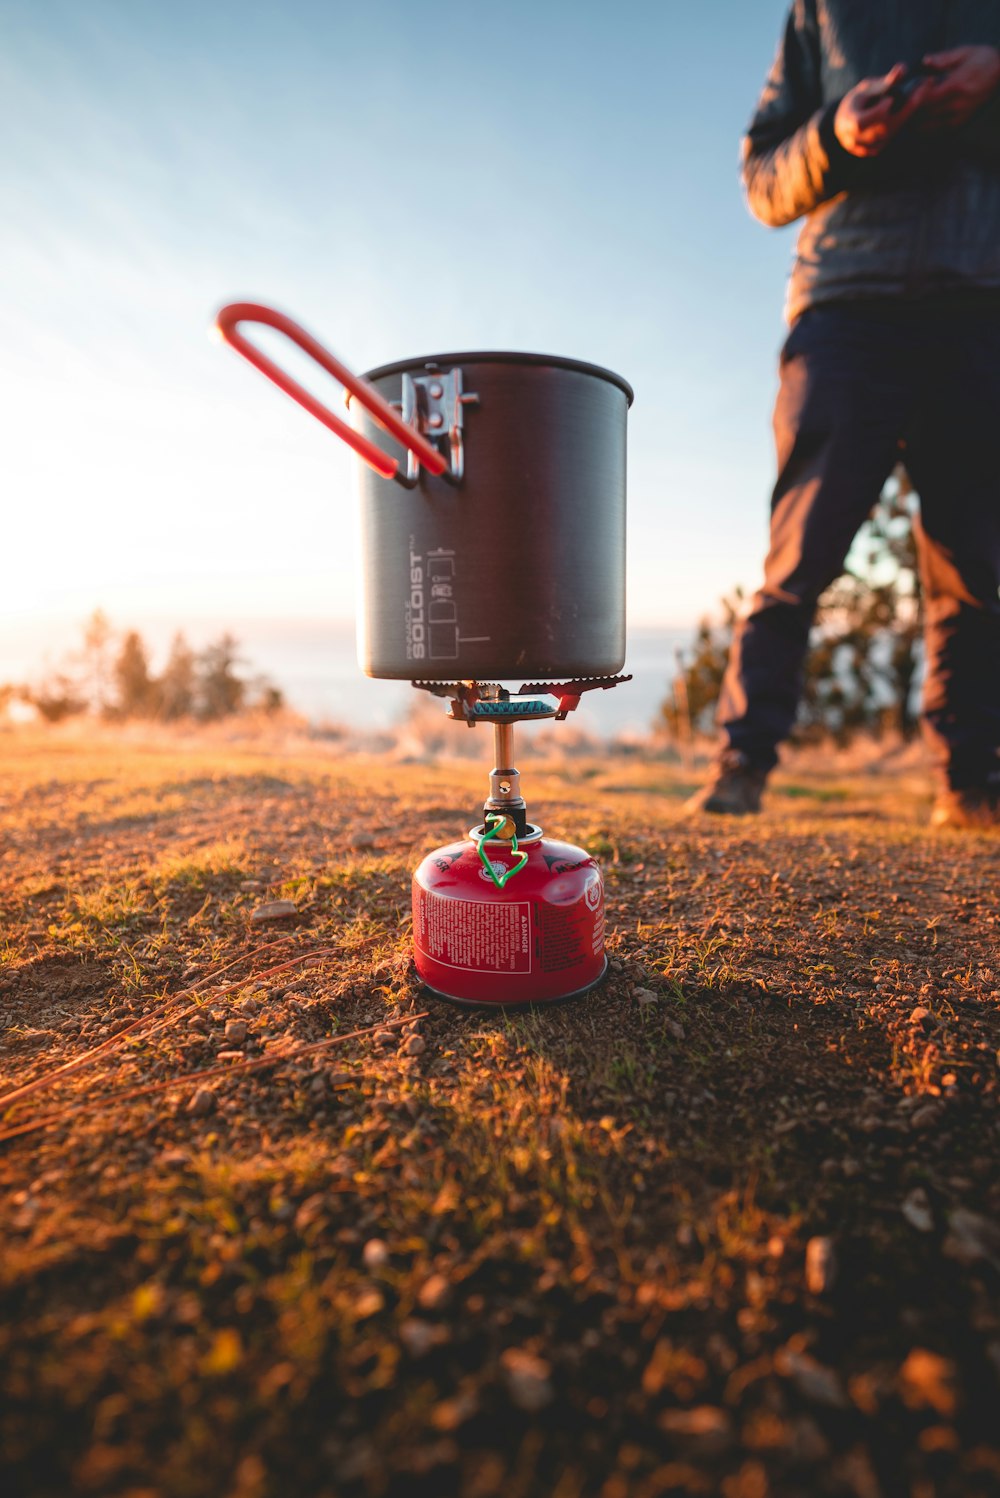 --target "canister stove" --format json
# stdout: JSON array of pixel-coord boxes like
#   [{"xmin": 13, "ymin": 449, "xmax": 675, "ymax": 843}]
[{"xmin": 409, "ymin": 675, "xmax": 629, "ymax": 1006}]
